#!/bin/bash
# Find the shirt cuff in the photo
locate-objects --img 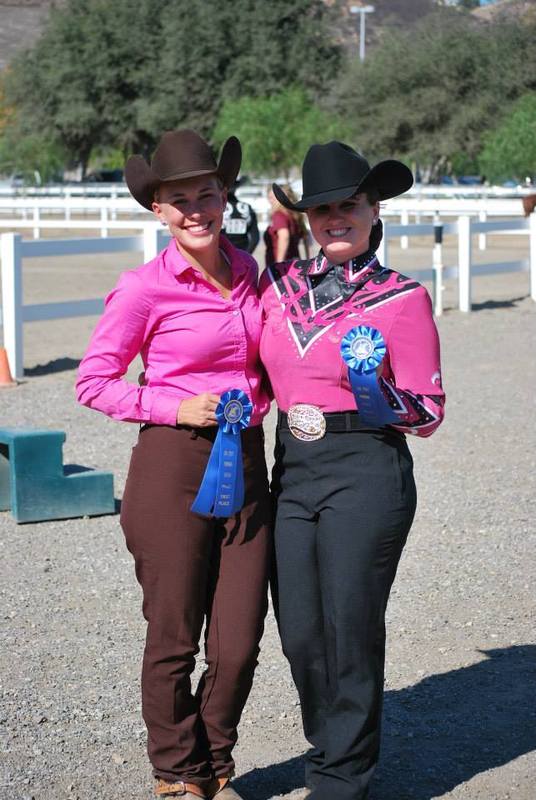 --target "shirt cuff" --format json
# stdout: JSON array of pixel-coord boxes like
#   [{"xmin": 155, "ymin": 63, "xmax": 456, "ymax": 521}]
[{"xmin": 150, "ymin": 391, "xmax": 182, "ymax": 426}]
